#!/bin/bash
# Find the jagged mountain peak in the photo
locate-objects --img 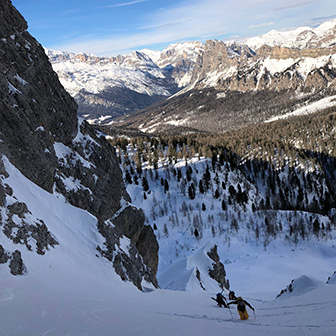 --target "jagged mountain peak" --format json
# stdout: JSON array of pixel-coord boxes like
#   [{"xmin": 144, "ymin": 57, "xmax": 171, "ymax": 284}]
[{"xmin": 246, "ymin": 18, "xmax": 336, "ymax": 50}]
